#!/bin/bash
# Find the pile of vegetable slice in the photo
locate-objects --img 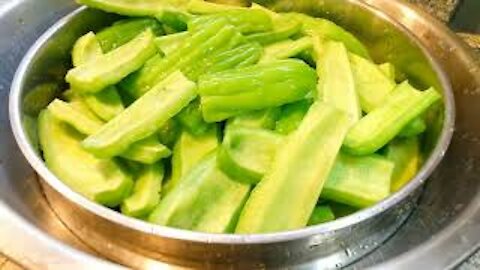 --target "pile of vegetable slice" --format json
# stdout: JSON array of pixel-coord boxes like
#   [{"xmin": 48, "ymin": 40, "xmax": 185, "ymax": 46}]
[{"xmin": 34, "ymin": 0, "xmax": 442, "ymax": 234}]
